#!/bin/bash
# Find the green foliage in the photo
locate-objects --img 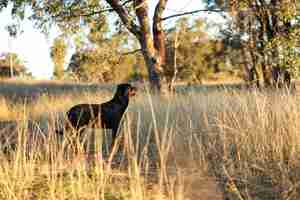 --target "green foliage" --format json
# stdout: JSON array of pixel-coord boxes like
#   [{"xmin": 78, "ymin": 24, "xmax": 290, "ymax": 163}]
[
  {"xmin": 67, "ymin": 46, "xmax": 139, "ymax": 83},
  {"xmin": 66, "ymin": 11, "xmax": 143, "ymax": 83},
  {"xmin": 67, "ymin": 28, "xmax": 139, "ymax": 83},
  {"xmin": 68, "ymin": 48, "xmax": 111, "ymax": 82},
  {"xmin": 51, "ymin": 35, "xmax": 67, "ymax": 79},
  {"xmin": 9, "ymin": 0, "xmax": 300, "ymax": 84},
  {"xmin": 0, "ymin": 52, "xmax": 23, "ymax": 67},
  {"xmin": 164, "ymin": 18, "xmax": 229, "ymax": 83},
  {"xmin": 263, "ymin": 18, "xmax": 300, "ymax": 78},
  {"xmin": 0, "ymin": 0, "xmax": 109, "ymax": 35},
  {"xmin": 204, "ymin": 0, "xmax": 300, "ymax": 85},
  {"xmin": 0, "ymin": 52, "xmax": 27, "ymax": 77},
  {"xmin": 1, "ymin": 0, "xmax": 238, "ymax": 84}
]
